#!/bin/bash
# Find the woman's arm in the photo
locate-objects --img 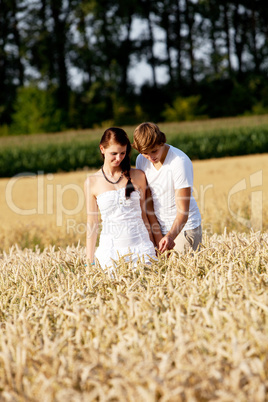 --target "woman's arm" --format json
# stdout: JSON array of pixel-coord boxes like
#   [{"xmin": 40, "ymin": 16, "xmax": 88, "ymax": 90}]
[
  {"xmin": 145, "ymin": 186, "xmax": 163, "ymax": 248},
  {"xmin": 158, "ymin": 187, "xmax": 190, "ymax": 253},
  {"xmin": 133, "ymin": 169, "xmax": 155, "ymax": 245},
  {"xmin": 84, "ymin": 177, "xmax": 99, "ymax": 264},
  {"xmin": 140, "ymin": 177, "xmax": 155, "ymax": 245}
]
